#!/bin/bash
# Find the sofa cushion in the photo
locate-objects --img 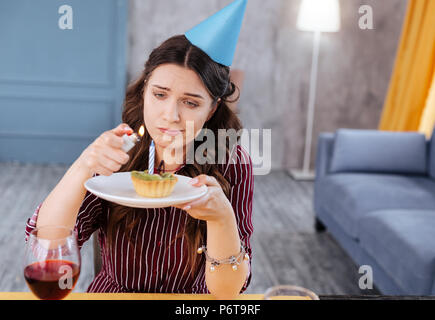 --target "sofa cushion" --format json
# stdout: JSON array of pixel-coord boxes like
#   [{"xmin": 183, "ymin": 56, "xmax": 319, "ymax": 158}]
[
  {"xmin": 330, "ymin": 129, "xmax": 427, "ymax": 174},
  {"xmin": 315, "ymin": 173, "xmax": 435, "ymax": 239},
  {"xmin": 359, "ymin": 209, "xmax": 435, "ymax": 294}
]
